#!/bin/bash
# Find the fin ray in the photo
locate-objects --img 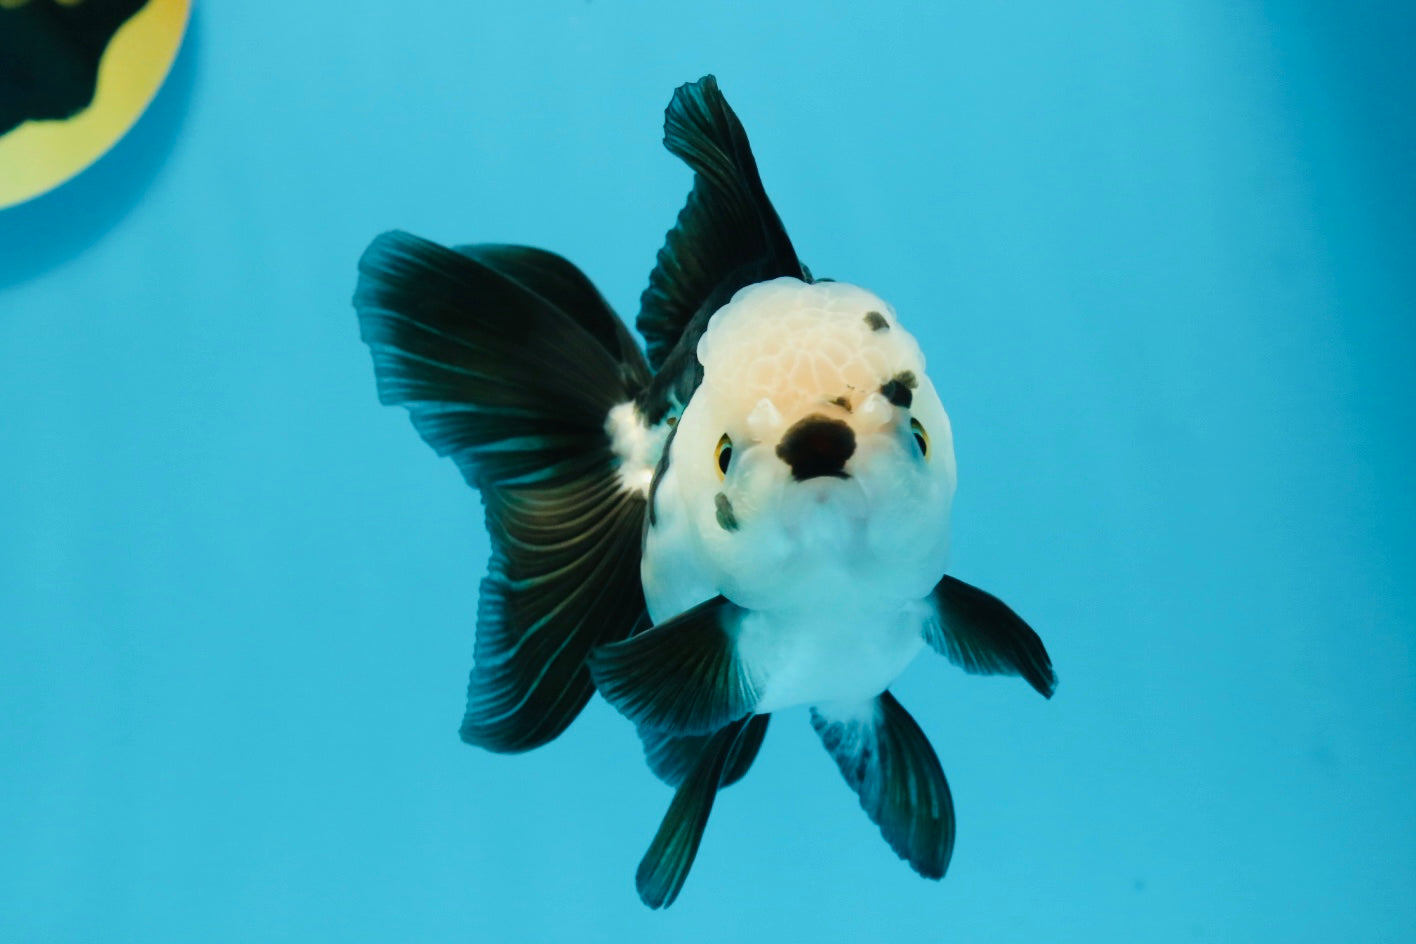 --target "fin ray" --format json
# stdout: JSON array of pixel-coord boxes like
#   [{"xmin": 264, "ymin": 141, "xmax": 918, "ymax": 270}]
[
  {"xmin": 354, "ymin": 230, "xmax": 650, "ymax": 752},
  {"xmin": 925, "ymin": 575, "xmax": 1057, "ymax": 698},
  {"xmin": 454, "ymin": 243, "xmax": 651, "ymax": 389},
  {"xmin": 637, "ymin": 75, "xmax": 806, "ymax": 392},
  {"xmin": 640, "ymin": 714, "xmax": 770, "ymax": 788},
  {"xmin": 811, "ymin": 693, "xmax": 955, "ymax": 880},
  {"xmin": 636, "ymin": 716, "xmax": 756, "ymax": 909},
  {"xmin": 587, "ymin": 595, "xmax": 762, "ymax": 736}
]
